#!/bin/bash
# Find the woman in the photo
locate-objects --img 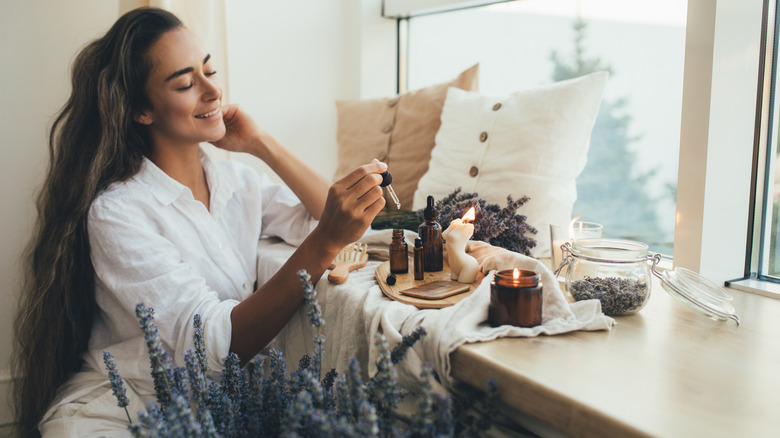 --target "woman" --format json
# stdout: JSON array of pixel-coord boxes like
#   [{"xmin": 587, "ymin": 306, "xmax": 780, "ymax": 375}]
[{"xmin": 12, "ymin": 7, "xmax": 386, "ymax": 437}]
